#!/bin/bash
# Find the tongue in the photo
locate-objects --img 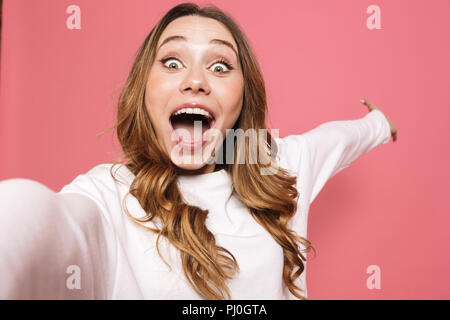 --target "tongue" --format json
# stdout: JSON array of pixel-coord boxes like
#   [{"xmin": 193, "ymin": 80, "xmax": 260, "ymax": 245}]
[{"xmin": 172, "ymin": 119, "xmax": 208, "ymax": 143}]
